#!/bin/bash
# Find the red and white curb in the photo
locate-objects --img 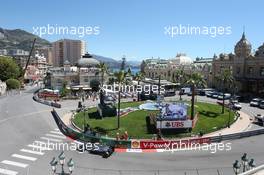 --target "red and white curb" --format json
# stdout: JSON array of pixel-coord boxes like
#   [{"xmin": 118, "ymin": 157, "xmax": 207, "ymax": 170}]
[{"xmin": 115, "ymin": 148, "xmax": 170, "ymax": 153}]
